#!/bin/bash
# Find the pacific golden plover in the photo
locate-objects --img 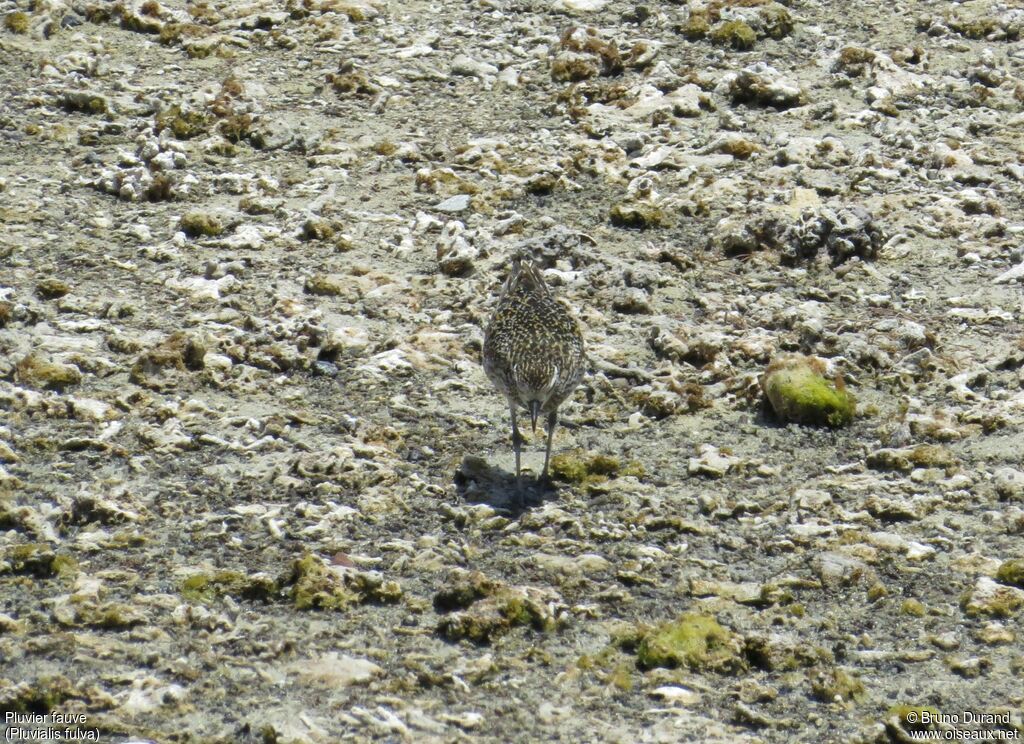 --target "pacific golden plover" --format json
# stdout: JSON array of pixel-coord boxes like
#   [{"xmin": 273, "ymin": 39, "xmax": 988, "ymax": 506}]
[{"xmin": 482, "ymin": 258, "xmax": 586, "ymax": 480}]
